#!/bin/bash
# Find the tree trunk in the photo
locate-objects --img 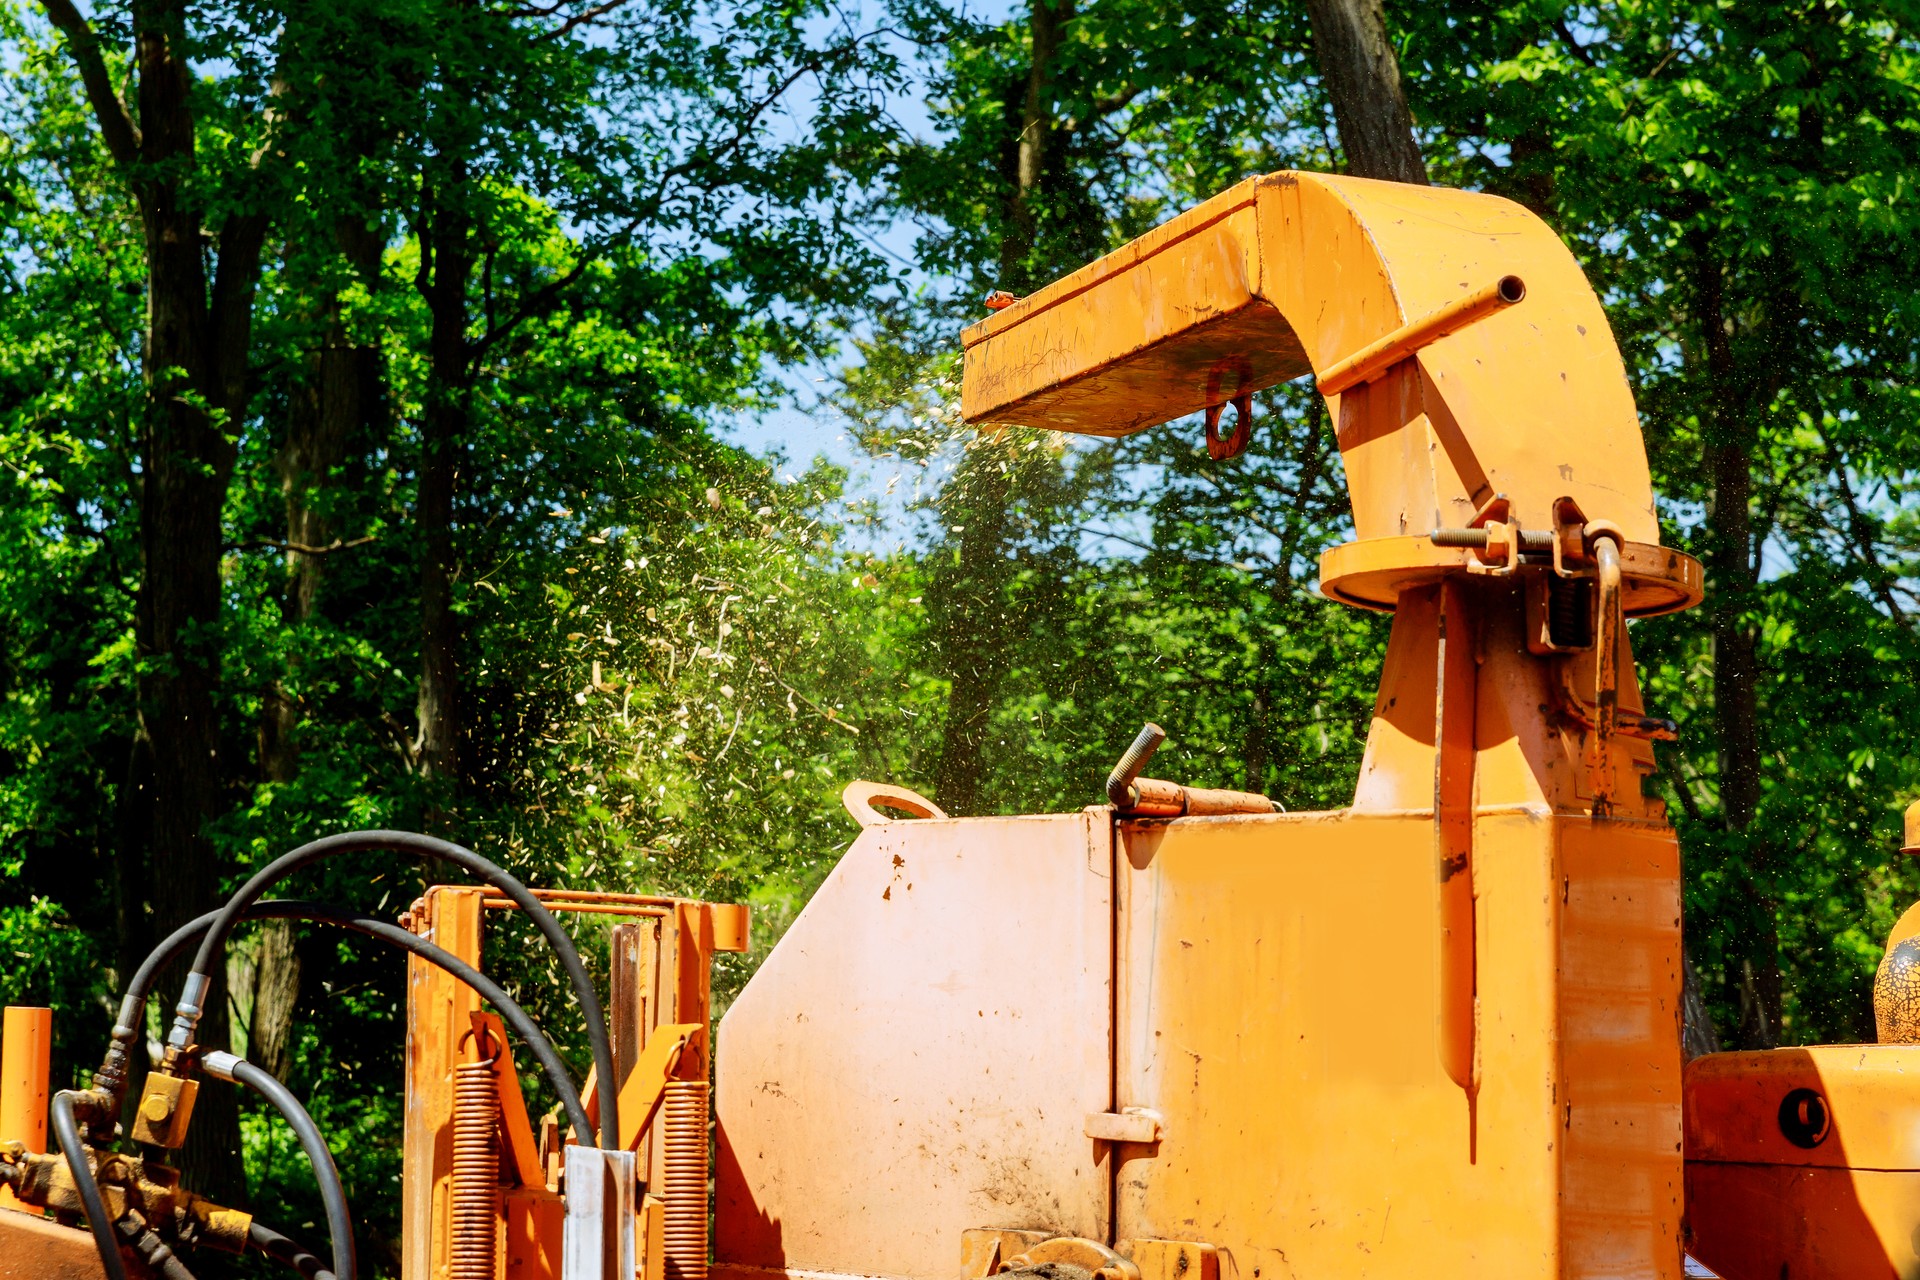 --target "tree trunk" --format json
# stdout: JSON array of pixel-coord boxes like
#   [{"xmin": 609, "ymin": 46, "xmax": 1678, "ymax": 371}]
[
  {"xmin": 252, "ymin": 219, "xmax": 383, "ymax": 1082},
  {"xmin": 1691, "ymin": 233, "xmax": 1780, "ymax": 1049},
  {"xmin": 1300, "ymin": 0, "xmax": 1429, "ymax": 185},
  {"xmin": 417, "ymin": 176, "xmax": 472, "ymax": 788},
  {"xmin": 1681, "ymin": 942, "xmax": 1723, "ymax": 1060},
  {"xmin": 41, "ymin": 0, "xmax": 273, "ymax": 1201},
  {"xmin": 998, "ymin": 0, "xmax": 1072, "ymax": 282},
  {"xmin": 134, "ymin": 0, "xmax": 266, "ymax": 1206},
  {"xmin": 1707, "ymin": 445, "xmax": 1780, "ymax": 1046},
  {"xmin": 239, "ymin": 922, "xmax": 303, "ymax": 1082}
]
